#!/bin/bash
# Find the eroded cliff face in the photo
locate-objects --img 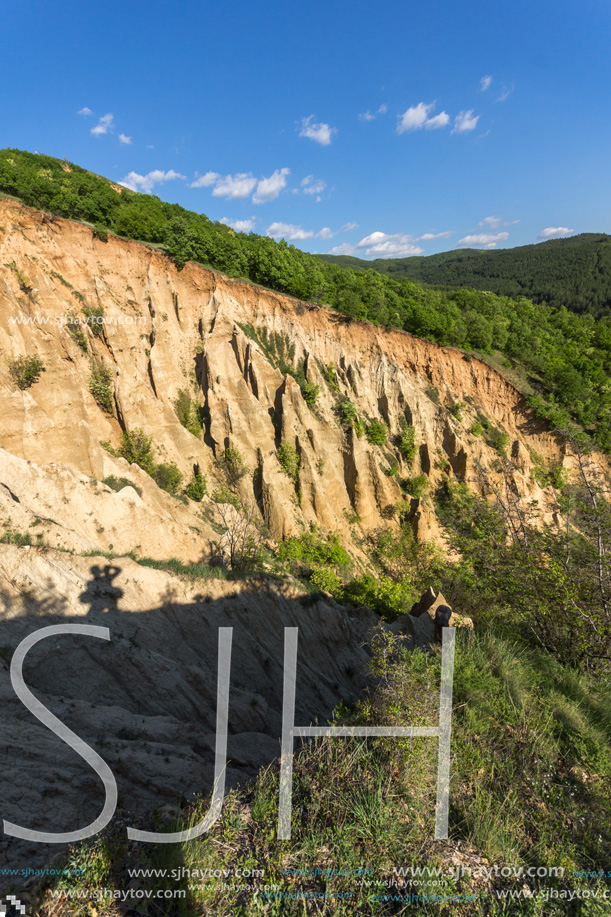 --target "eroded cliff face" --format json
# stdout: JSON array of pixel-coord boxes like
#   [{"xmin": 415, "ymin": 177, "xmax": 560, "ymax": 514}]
[{"xmin": 0, "ymin": 199, "xmax": 563, "ymax": 560}]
